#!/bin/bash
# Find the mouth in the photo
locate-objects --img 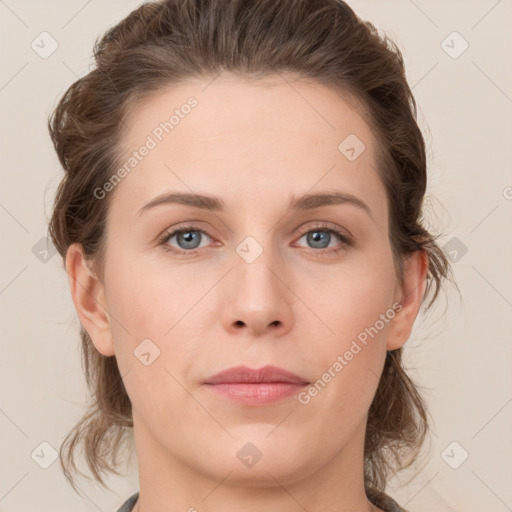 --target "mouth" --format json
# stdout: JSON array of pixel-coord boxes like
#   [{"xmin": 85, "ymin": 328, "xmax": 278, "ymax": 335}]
[{"xmin": 203, "ymin": 365, "xmax": 309, "ymax": 406}]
